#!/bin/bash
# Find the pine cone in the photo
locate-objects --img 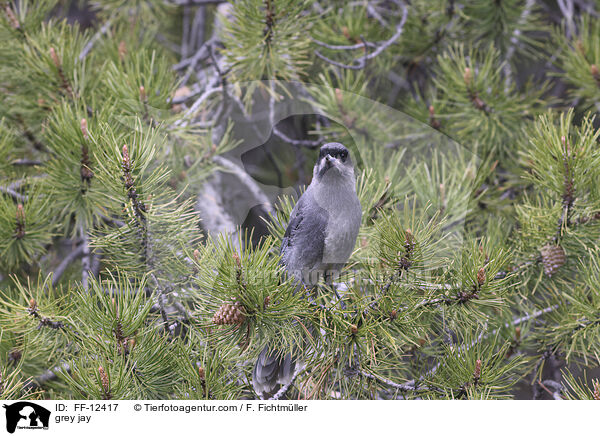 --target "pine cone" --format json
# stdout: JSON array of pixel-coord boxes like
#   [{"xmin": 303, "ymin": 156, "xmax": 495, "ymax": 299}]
[
  {"xmin": 540, "ymin": 244, "xmax": 566, "ymax": 277},
  {"xmin": 212, "ymin": 301, "xmax": 245, "ymax": 325},
  {"xmin": 477, "ymin": 267, "xmax": 486, "ymax": 286},
  {"xmin": 98, "ymin": 366, "xmax": 110, "ymax": 399}
]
